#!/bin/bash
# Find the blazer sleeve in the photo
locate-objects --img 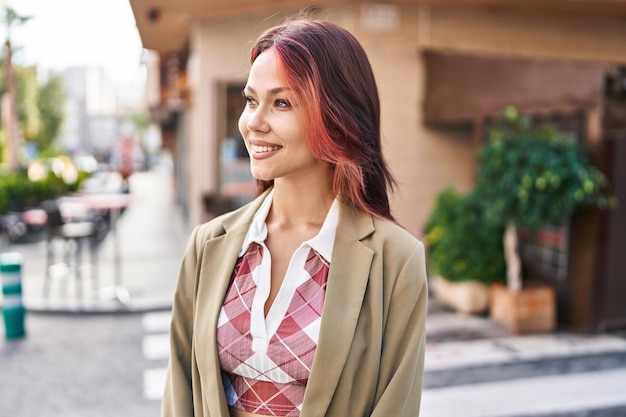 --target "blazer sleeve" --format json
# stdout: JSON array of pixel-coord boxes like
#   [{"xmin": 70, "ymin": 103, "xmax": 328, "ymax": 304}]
[
  {"xmin": 162, "ymin": 225, "xmax": 201, "ymax": 417},
  {"xmin": 371, "ymin": 240, "xmax": 429, "ymax": 417}
]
